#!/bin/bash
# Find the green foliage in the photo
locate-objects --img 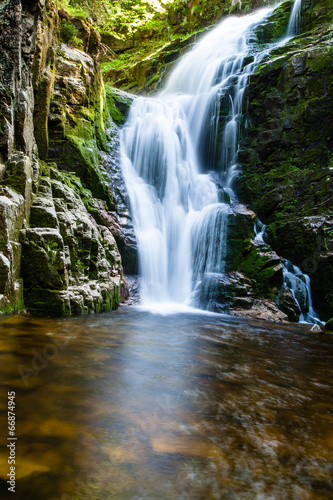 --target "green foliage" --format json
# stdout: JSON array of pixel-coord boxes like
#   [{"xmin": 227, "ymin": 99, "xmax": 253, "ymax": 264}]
[
  {"xmin": 55, "ymin": 0, "xmax": 169, "ymax": 37},
  {"xmin": 60, "ymin": 19, "xmax": 78, "ymax": 43}
]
